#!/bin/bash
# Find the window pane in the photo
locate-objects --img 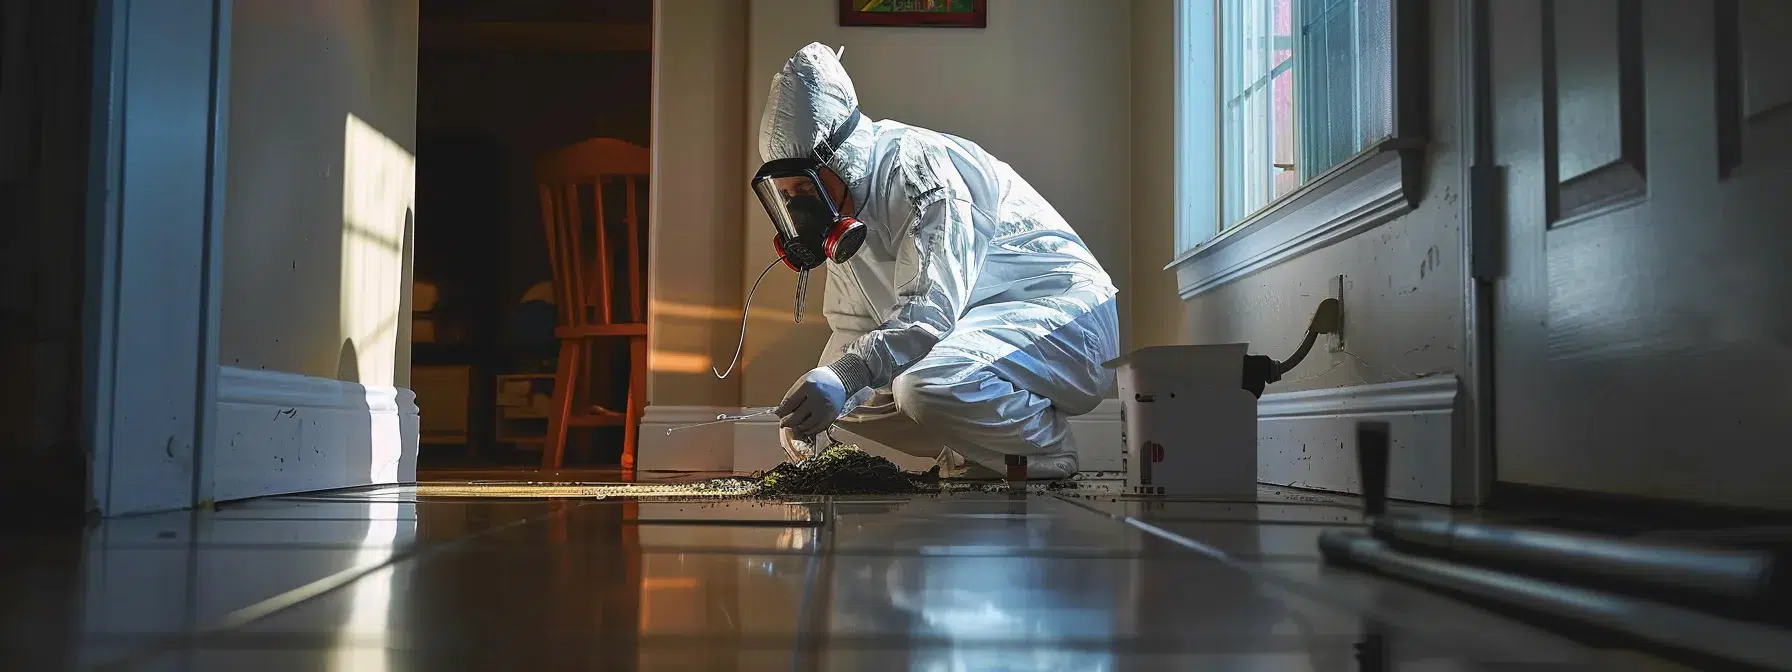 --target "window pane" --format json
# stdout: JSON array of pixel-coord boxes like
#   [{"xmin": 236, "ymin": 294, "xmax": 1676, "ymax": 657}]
[
  {"xmin": 1207, "ymin": 0, "xmax": 1396, "ymax": 235},
  {"xmin": 1296, "ymin": 0, "xmax": 1394, "ymax": 182},
  {"xmin": 1221, "ymin": 0, "xmax": 1293, "ymax": 227},
  {"xmin": 1357, "ymin": 0, "xmax": 1395, "ymax": 143},
  {"xmin": 1174, "ymin": 0, "xmax": 1220, "ymax": 252},
  {"xmin": 1325, "ymin": 0, "xmax": 1355, "ymax": 166},
  {"xmin": 1273, "ymin": 67, "xmax": 1298, "ymax": 198}
]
